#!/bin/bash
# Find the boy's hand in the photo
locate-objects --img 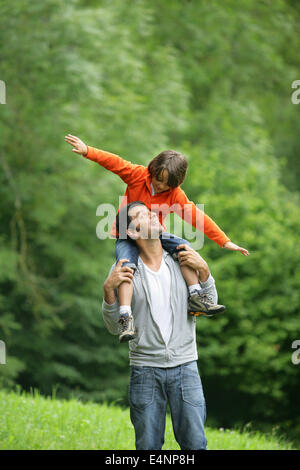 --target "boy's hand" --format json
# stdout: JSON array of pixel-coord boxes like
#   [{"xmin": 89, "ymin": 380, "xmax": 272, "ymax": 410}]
[
  {"xmin": 223, "ymin": 241, "xmax": 249, "ymax": 256},
  {"xmin": 65, "ymin": 134, "xmax": 88, "ymax": 156}
]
